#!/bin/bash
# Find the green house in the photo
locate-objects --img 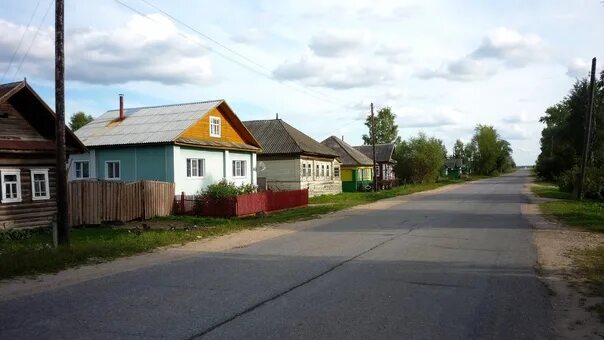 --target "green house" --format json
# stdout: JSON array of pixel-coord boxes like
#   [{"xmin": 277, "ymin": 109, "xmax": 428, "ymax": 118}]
[{"xmin": 321, "ymin": 136, "xmax": 374, "ymax": 192}]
